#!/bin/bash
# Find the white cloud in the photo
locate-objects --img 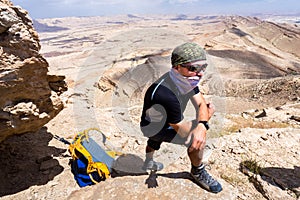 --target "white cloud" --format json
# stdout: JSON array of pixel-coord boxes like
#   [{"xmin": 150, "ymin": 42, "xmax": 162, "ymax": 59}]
[
  {"xmin": 11, "ymin": 0, "xmax": 299, "ymax": 19},
  {"xmin": 88, "ymin": 0, "xmax": 125, "ymax": 5},
  {"xmin": 92, "ymin": 0, "xmax": 167, "ymax": 10},
  {"xmin": 168, "ymin": 0, "xmax": 197, "ymax": 3},
  {"xmin": 82, "ymin": 0, "xmax": 201, "ymax": 6}
]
